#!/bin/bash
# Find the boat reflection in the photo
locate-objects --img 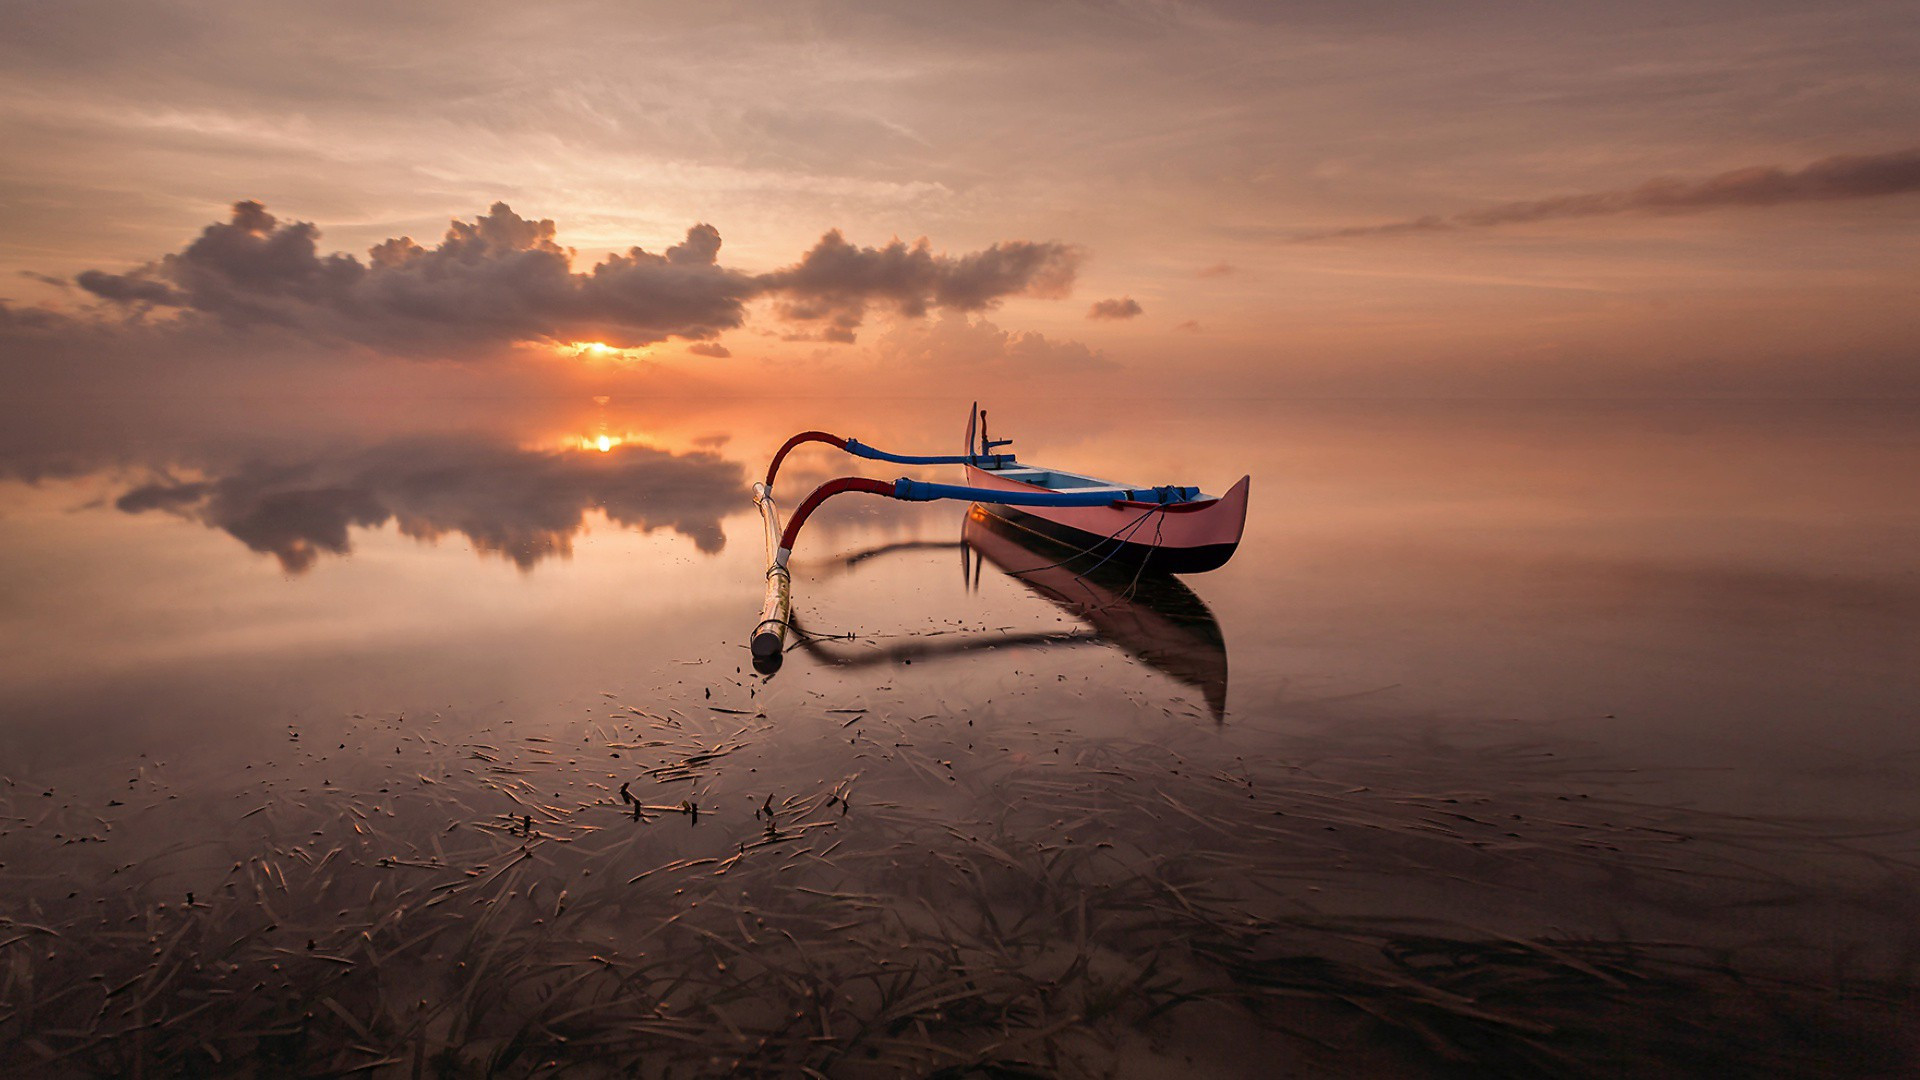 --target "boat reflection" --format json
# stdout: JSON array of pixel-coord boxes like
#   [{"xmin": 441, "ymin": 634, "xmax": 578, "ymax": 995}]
[
  {"xmin": 800, "ymin": 505, "xmax": 1229, "ymax": 720},
  {"xmin": 964, "ymin": 505, "xmax": 1228, "ymax": 721}
]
